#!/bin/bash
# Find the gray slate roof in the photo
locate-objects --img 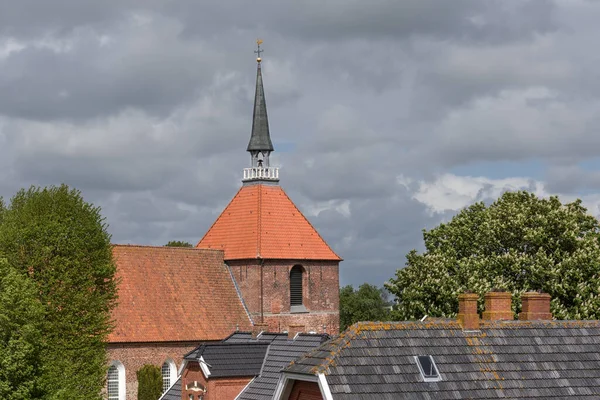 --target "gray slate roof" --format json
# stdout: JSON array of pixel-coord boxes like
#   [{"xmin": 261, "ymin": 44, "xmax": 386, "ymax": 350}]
[
  {"xmin": 234, "ymin": 333, "xmax": 329, "ymax": 400},
  {"xmin": 161, "ymin": 332, "xmax": 328, "ymax": 400},
  {"xmin": 247, "ymin": 64, "xmax": 274, "ymax": 152},
  {"xmin": 184, "ymin": 342, "xmax": 269, "ymax": 378},
  {"xmin": 159, "ymin": 377, "xmax": 181, "ymax": 400},
  {"xmin": 285, "ymin": 320, "xmax": 600, "ymax": 399}
]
